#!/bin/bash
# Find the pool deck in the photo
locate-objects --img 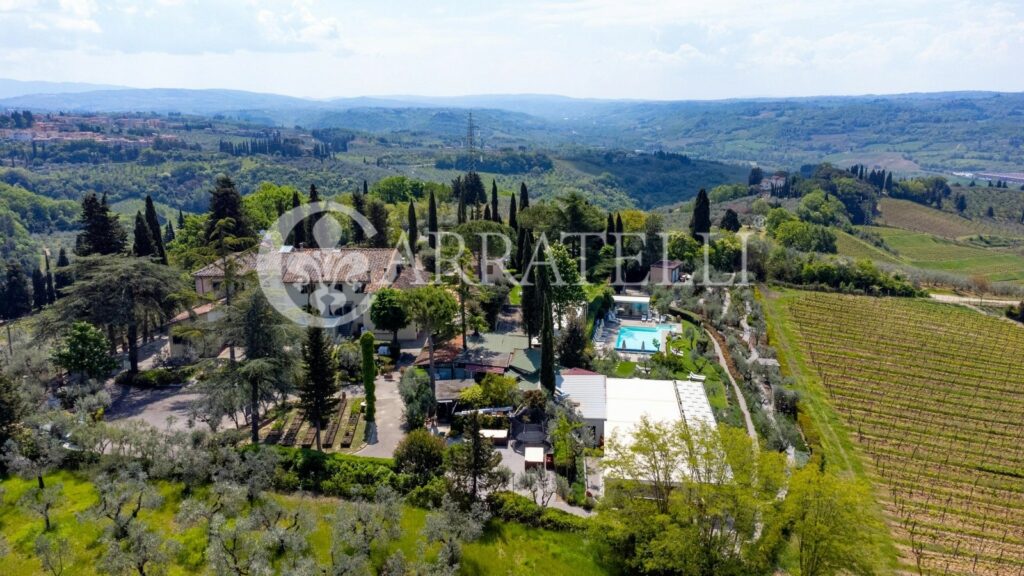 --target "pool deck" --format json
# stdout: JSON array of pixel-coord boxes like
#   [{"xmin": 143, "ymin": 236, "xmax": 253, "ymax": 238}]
[{"xmin": 595, "ymin": 318, "xmax": 681, "ymax": 360}]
